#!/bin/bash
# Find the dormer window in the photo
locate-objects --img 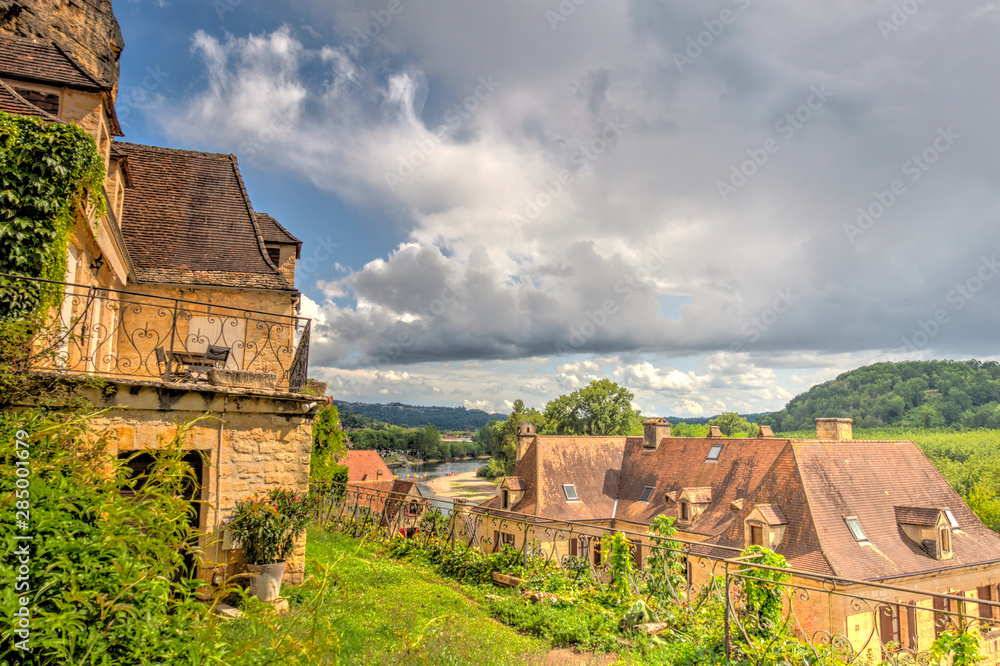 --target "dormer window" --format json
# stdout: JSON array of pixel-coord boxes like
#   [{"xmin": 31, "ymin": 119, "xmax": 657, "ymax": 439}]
[
  {"xmin": 502, "ymin": 489, "xmax": 510, "ymax": 509},
  {"xmin": 680, "ymin": 500, "xmax": 689, "ymax": 521},
  {"xmin": 706, "ymin": 445, "xmax": 722, "ymax": 462},
  {"xmin": 749, "ymin": 524, "xmax": 764, "ymax": 546},
  {"xmin": 639, "ymin": 486, "xmax": 654, "ymax": 502},
  {"xmin": 895, "ymin": 506, "xmax": 954, "ymax": 560},
  {"xmin": 563, "ymin": 484, "xmax": 578, "ymax": 501},
  {"xmin": 940, "ymin": 528, "xmax": 952, "ymax": 553},
  {"xmin": 845, "ymin": 516, "xmax": 869, "ymax": 544}
]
